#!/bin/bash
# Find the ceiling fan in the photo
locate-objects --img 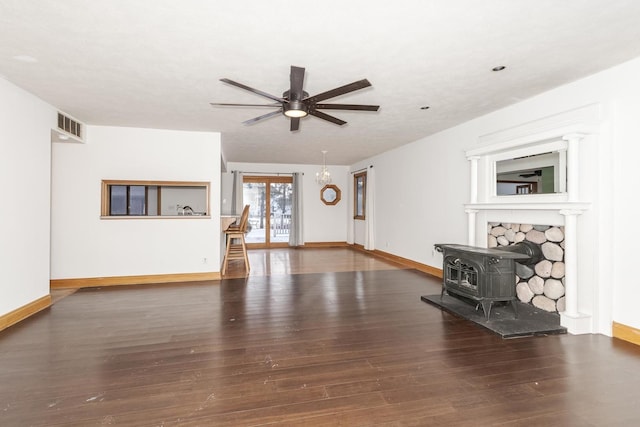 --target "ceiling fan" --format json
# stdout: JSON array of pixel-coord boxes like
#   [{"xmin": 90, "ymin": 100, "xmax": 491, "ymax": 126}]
[{"xmin": 210, "ymin": 65, "xmax": 380, "ymax": 131}]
